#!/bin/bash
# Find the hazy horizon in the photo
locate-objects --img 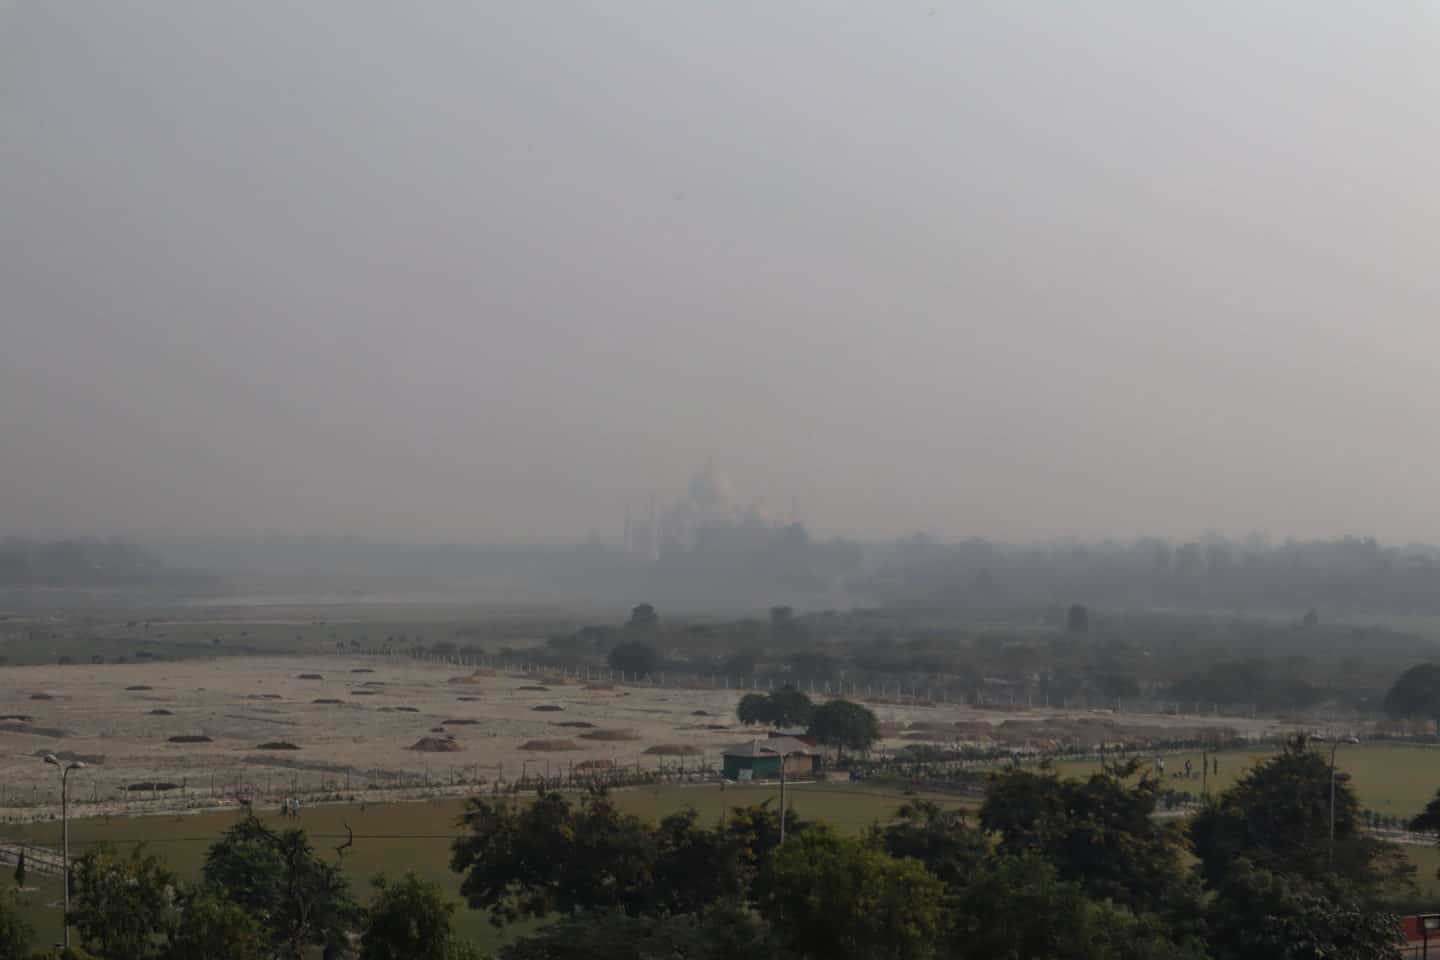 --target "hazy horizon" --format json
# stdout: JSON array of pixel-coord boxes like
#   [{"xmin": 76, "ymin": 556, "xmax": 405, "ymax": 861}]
[{"xmin": 5, "ymin": 2, "xmax": 1439, "ymax": 545}]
